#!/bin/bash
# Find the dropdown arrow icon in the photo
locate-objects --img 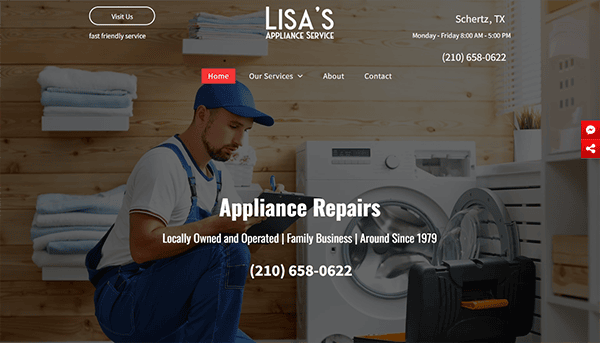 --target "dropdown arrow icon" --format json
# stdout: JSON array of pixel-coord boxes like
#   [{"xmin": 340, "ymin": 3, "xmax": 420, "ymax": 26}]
[{"xmin": 297, "ymin": 74, "xmax": 303, "ymax": 78}]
